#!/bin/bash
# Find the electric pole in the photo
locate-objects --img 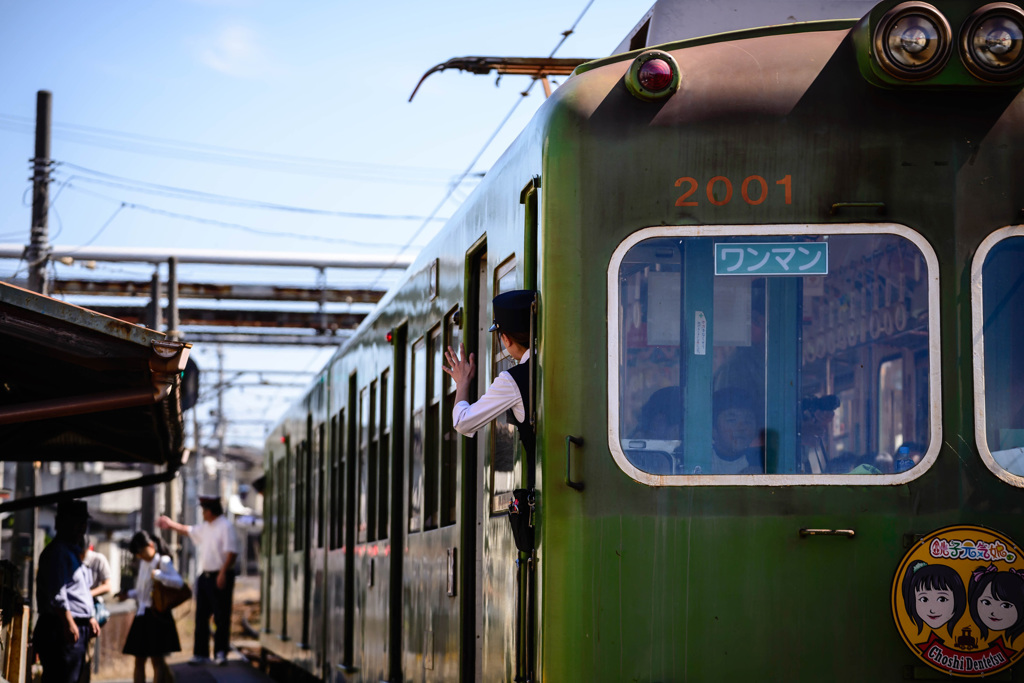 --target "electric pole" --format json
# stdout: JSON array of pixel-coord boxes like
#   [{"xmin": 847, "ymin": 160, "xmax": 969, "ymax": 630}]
[
  {"xmin": 14, "ymin": 90, "xmax": 52, "ymax": 606},
  {"xmin": 26, "ymin": 90, "xmax": 52, "ymax": 295},
  {"xmin": 140, "ymin": 269, "xmax": 163, "ymax": 534}
]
